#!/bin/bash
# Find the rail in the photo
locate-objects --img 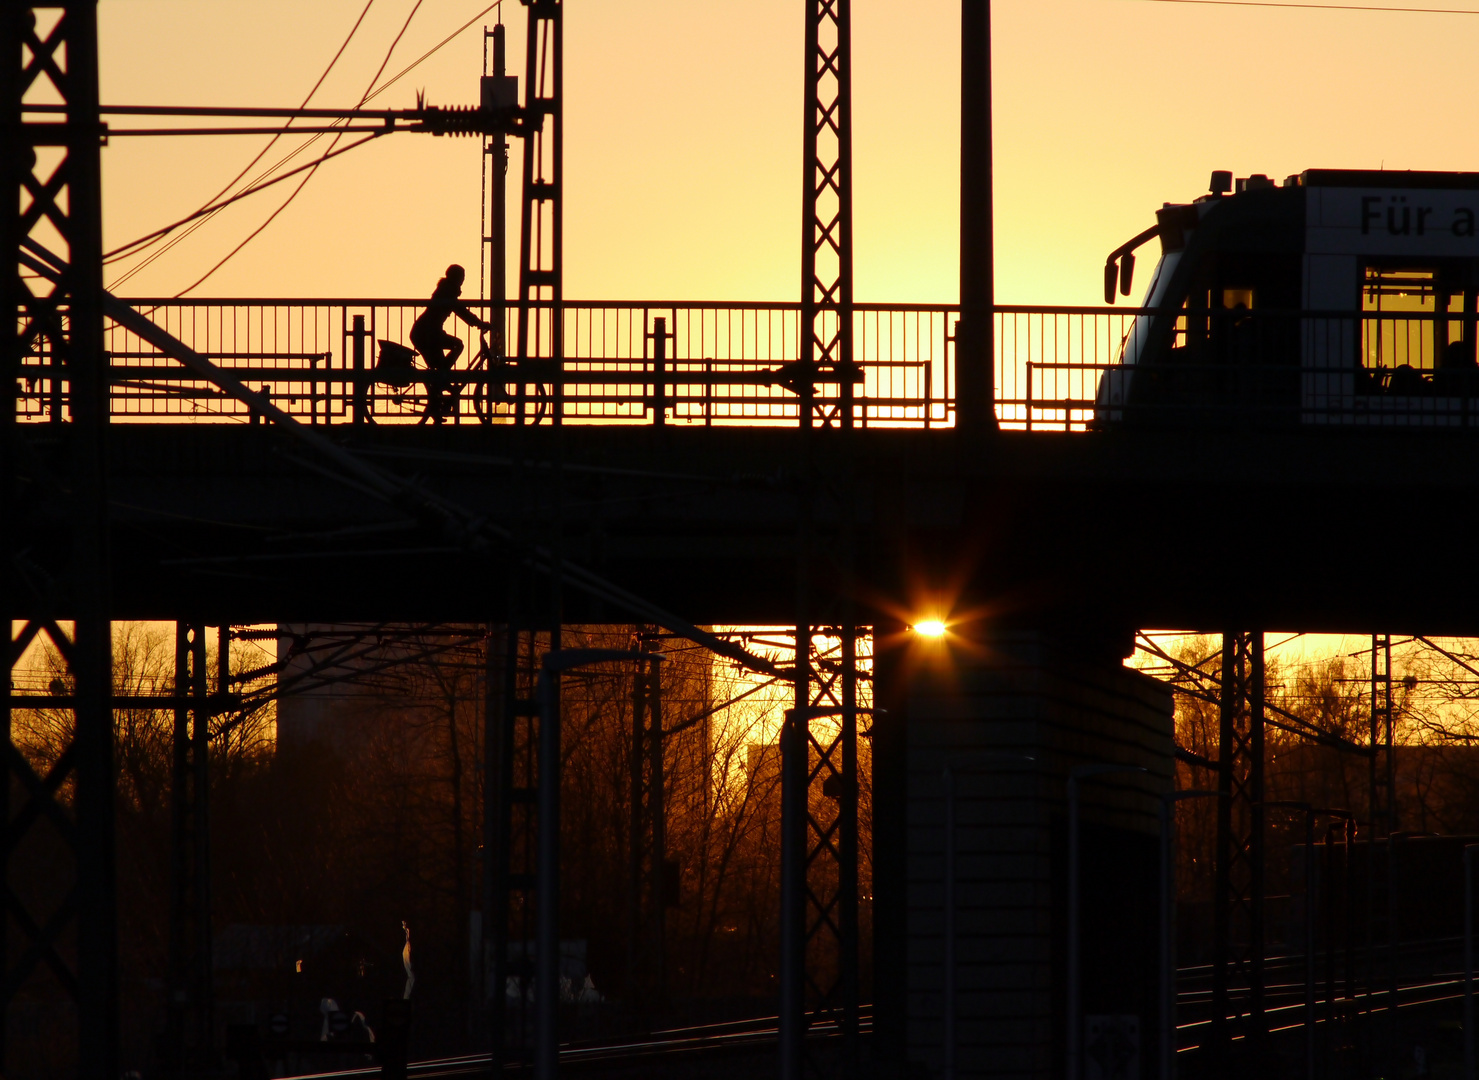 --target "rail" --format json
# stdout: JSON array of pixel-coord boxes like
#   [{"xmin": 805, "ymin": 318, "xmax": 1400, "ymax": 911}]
[{"xmin": 14, "ymin": 301, "xmax": 1479, "ymax": 429}]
